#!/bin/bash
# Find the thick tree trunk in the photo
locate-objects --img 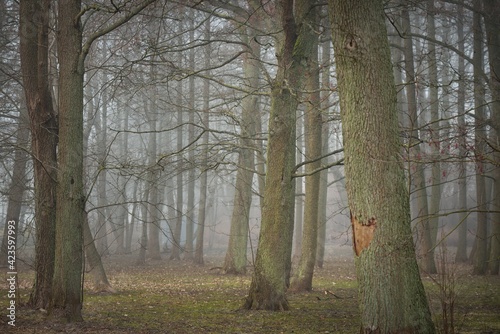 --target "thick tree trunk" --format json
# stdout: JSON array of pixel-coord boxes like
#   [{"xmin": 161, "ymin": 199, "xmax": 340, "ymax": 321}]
[
  {"xmin": 329, "ymin": 1, "xmax": 435, "ymax": 332},
  {"xmin": 20, "ymin": 0, "xmax": 58, "ymax": 311},
  {"xmin": 483, "ymin": 0, "xmax": 500, "ymax": 275},
  {"xmin": 244, "ymin": 0, "xmax": 315, "ymax": 310},
  {"xmin": 52, "ymin": 0, "xmax": 84, "ymax": 322}
]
